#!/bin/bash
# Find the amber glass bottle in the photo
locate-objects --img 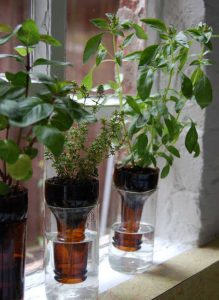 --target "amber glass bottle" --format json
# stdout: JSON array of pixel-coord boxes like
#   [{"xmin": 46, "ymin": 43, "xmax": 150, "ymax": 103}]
[{"xmin": 0, "ymin": 188, "xmax": 28, "ymax": 300}]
